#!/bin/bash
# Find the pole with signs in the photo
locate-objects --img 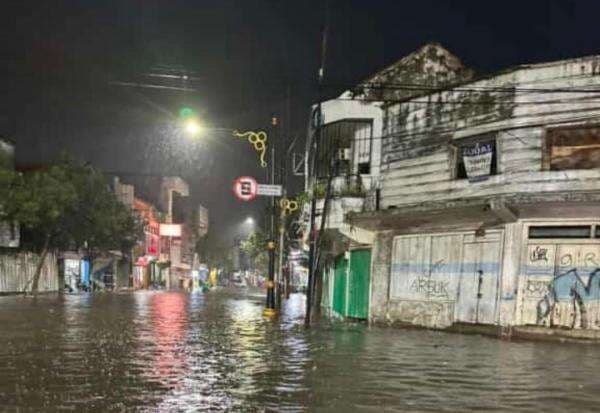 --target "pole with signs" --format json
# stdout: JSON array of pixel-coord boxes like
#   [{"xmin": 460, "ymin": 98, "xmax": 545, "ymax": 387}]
[{"xmin": 231, "ymin": 171, "xmax": 282, "ymax": 317}]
